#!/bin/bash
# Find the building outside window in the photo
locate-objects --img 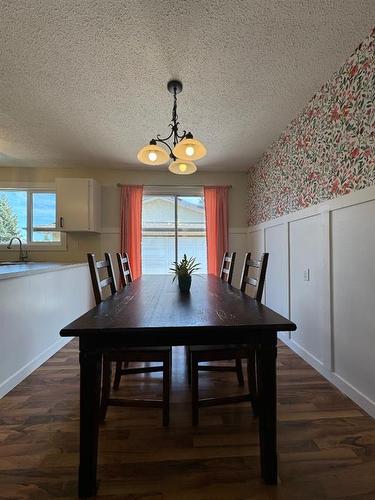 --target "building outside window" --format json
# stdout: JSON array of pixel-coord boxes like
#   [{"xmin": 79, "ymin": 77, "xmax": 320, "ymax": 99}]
[{"xmin": 142, "ymin": 194, "xmax": 207, "ymax": 274}]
